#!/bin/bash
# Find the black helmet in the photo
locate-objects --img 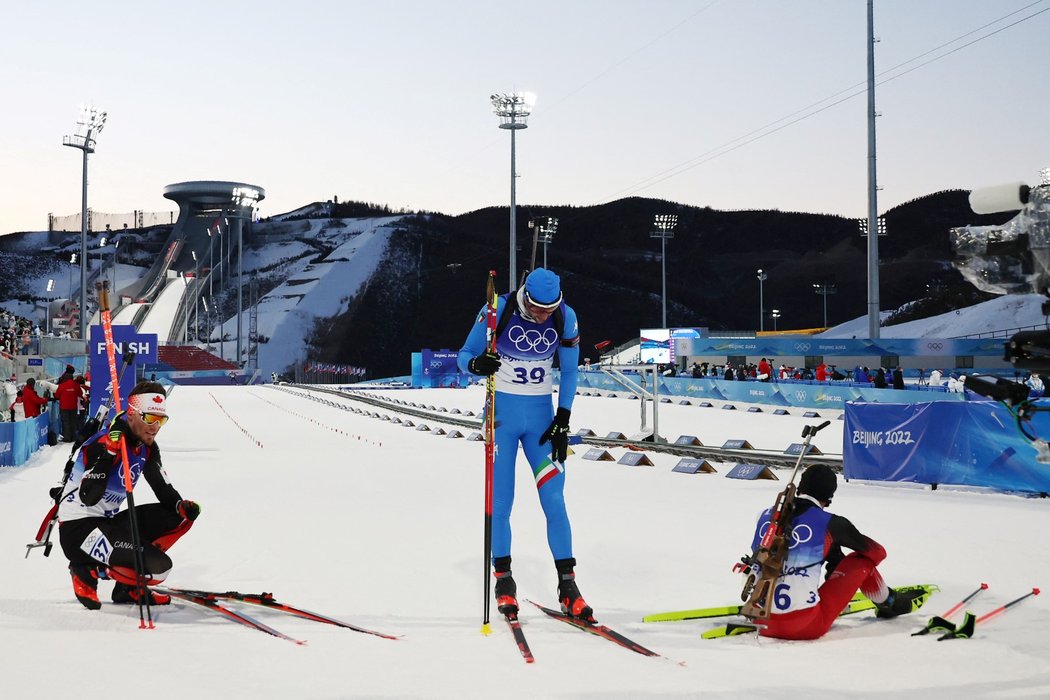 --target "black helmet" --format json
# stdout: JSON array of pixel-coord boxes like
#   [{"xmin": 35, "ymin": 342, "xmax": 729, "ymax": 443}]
[{"xmin": 798, "ymin": 465, "xmax": 837, "ymax": 504}]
